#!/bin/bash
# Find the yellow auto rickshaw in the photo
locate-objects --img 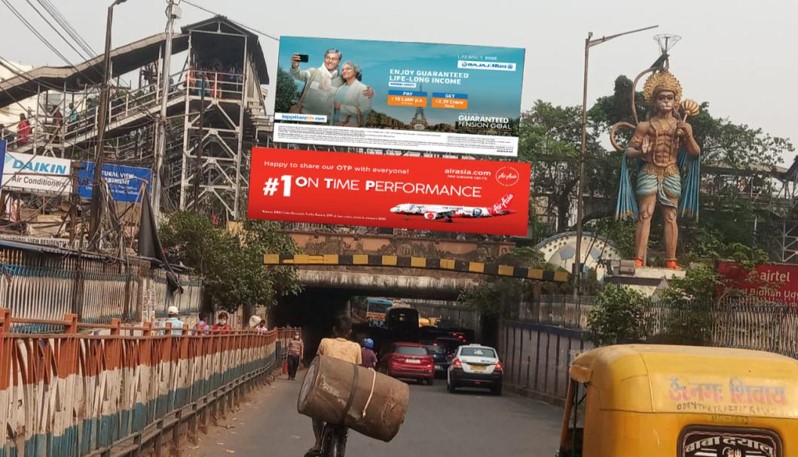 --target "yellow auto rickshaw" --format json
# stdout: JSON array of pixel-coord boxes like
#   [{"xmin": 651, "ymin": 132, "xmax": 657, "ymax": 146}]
[{"xmin": 558, "ymin": 344, "xmax": 798, "ymax": 456}]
